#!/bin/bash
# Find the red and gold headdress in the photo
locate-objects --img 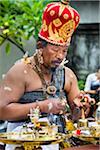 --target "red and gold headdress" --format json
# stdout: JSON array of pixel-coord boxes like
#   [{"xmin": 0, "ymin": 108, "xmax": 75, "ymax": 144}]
[{"xmin": 39, "ymin": 0, "xmax": 80, "ymax": 46}]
